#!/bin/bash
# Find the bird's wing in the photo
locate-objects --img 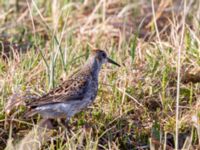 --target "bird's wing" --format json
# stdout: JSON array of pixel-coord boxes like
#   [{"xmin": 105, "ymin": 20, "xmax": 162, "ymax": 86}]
[{"xmin": 27, "ymin": 75, "xmax": 91, "ymax": 108}]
